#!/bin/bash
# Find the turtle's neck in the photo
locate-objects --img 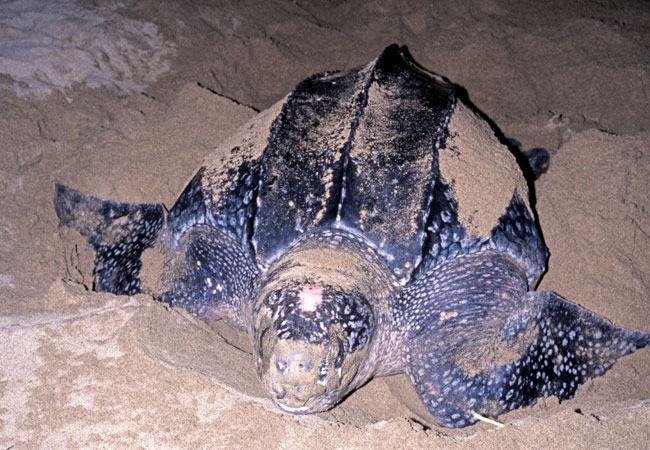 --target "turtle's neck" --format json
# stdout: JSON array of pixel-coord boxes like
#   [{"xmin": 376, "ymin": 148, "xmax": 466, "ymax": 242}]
[{"xmin": 255, "ymin": 229, "xmax": 395, "ymax": 311}]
